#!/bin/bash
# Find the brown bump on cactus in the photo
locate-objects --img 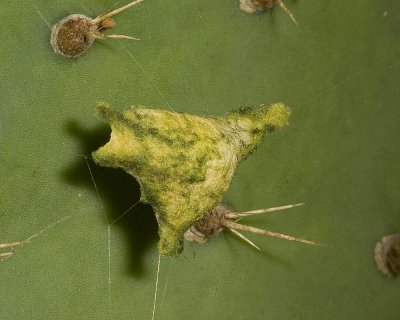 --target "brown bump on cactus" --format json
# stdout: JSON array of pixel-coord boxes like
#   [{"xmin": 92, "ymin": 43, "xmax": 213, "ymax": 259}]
[
  {"xmin": 50, "ymin": 0, "xmax": 144, "ymax": 58},
  {"xmin": 374, "ymin": 234, "xmax": 400, "ymax": 278},
  {"xmin": 240, "ymin": 0, "xmax": 298, "ymax": 26}
]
